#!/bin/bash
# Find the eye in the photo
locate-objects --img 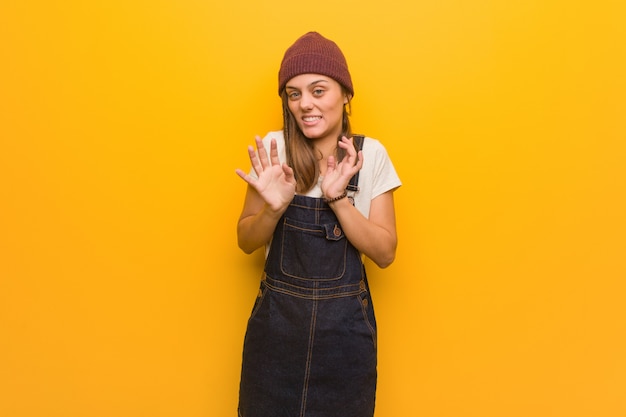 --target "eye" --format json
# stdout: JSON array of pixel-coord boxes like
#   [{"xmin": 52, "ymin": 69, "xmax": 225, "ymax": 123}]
[
  {"xmin": 312, "ymin": 88, "xmax": 325, "ymax": 96},
  {"xmin": 287, "ymin": 91, "xmax": 300, "ymax": 100}
]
